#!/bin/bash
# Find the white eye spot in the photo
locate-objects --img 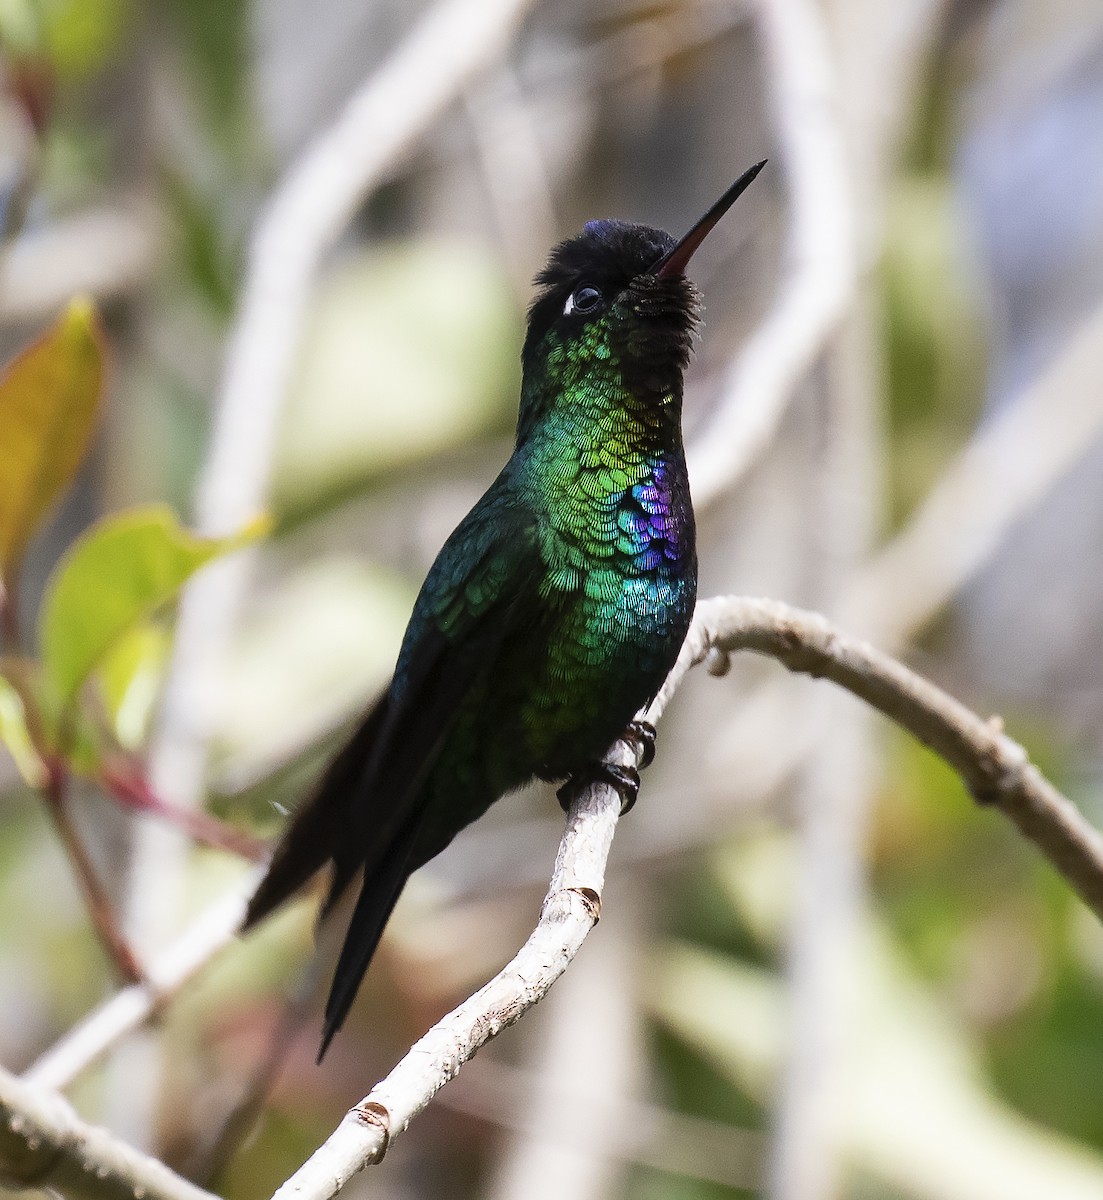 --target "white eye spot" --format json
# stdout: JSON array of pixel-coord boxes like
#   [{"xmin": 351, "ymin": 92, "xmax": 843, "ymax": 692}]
[{"xmin": 563, "ymin": 293, "xmax": 575, "ymax": 316}]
